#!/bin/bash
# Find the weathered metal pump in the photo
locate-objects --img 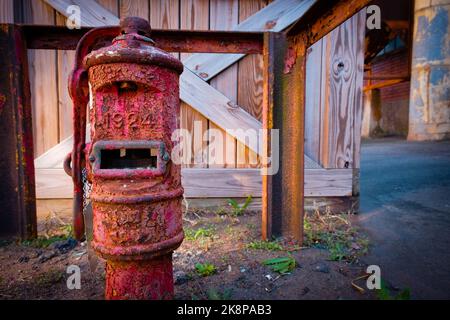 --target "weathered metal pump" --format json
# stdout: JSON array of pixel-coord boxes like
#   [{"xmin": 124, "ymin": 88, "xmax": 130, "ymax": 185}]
[{"xmin": 66, "ymin": 17, "xmax": 184, "ymax": 299}]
